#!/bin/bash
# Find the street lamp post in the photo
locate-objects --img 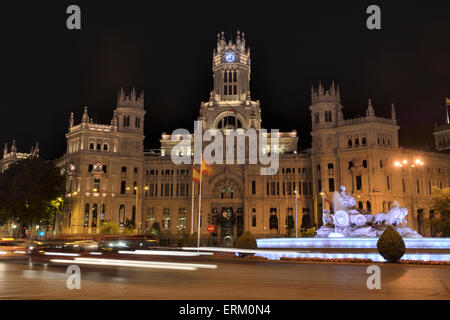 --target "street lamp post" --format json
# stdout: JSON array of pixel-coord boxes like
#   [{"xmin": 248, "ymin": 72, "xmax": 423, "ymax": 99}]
[
  {"xmin": 143, "ymin": 186, "xmax": 149, "ymax": 235},
  {"xmin": 294, "ymin": 189, "xmax": 298, "ymax": 238},
  {"xmin": 394, "ymin": 158, "xmax": 424, "ymax": 230},
  {"xmin": 319, "ymin": 189, "xmax": 325, "ymax": 227},
  {"xmin": 134, "ymin": 186, "xmax": 138, "ymax": 234}
]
